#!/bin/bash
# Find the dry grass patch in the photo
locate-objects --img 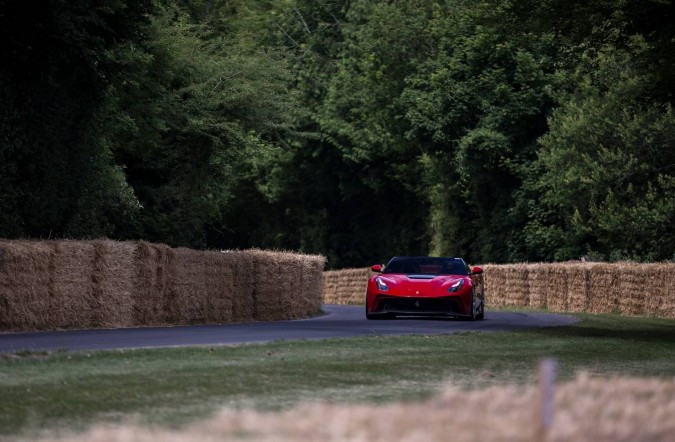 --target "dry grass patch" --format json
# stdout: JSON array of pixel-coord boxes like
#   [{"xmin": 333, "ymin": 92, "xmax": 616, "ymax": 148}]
[{"xmin": 34, "ymin": 375, "xmax": 675, "ymax": 442}]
